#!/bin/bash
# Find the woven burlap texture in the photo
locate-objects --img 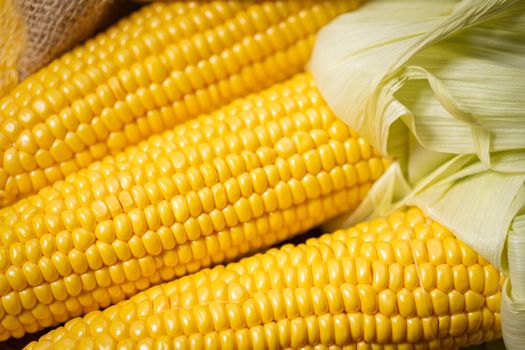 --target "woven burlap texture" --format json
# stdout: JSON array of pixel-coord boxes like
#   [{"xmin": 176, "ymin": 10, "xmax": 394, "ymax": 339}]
[{"xmin": 17, "ymin": 0, "xmax": 120, "ymax": 79}]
